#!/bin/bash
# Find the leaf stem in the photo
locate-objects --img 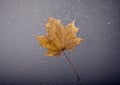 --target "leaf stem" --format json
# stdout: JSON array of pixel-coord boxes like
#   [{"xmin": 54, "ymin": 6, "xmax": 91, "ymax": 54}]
[{"xmin": 63, "ymin": 51, "xmax": 82, "ymax": 85}]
